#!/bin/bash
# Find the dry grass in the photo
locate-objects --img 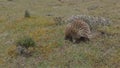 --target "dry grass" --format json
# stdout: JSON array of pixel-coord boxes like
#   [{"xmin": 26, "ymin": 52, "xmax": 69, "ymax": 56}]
[{"xmin": 0, "ymin": 0, "xmax": 120, "ymax": 68}]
